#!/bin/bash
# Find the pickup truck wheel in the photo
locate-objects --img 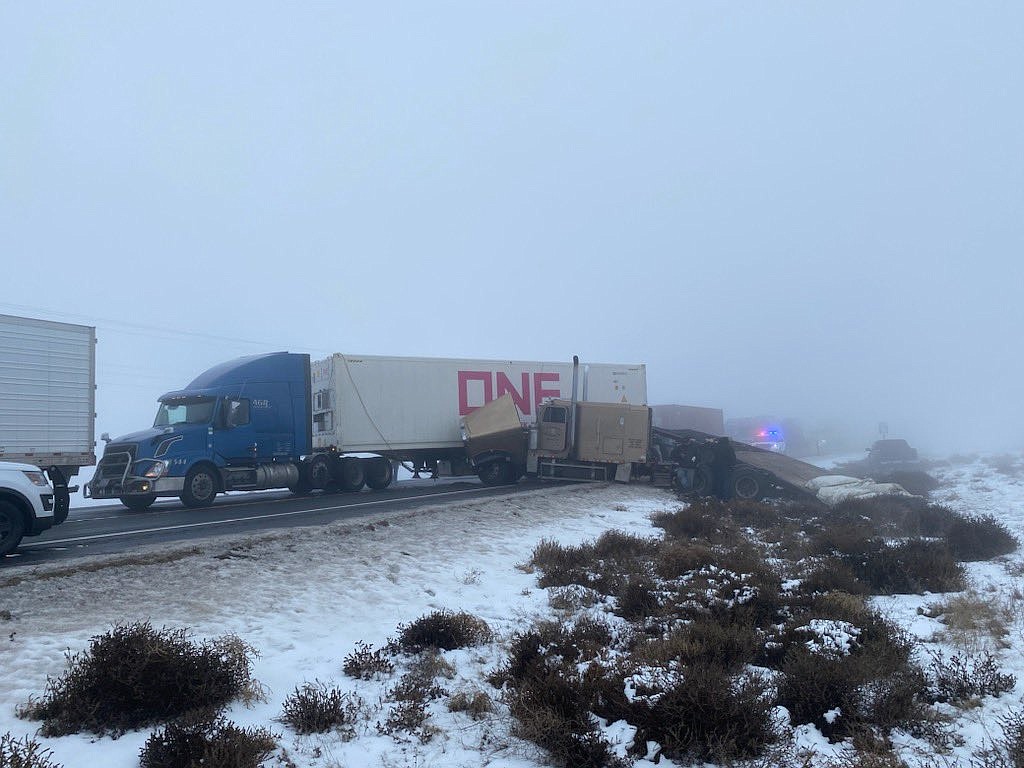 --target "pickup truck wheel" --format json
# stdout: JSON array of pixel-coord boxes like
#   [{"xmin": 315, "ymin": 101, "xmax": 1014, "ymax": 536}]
[
  {"xmin": 180, "ymin": 467, "xmax": 218, "ymax": 508},
  {"xmin": 0, "ymin": 501, "xmax": 26, "ymax": 557},
  {"xmin": 119, "ymin": 495, "xmax": 156, "ymax": 512}
]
